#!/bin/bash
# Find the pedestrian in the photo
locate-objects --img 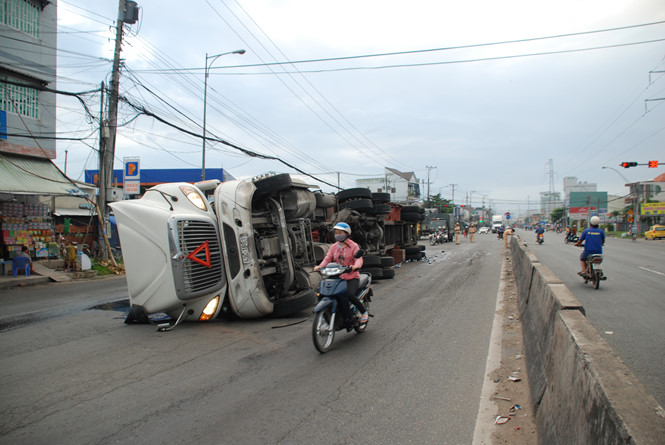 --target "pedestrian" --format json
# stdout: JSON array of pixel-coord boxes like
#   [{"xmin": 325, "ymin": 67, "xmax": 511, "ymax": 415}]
[
  {"xmin": 454, "ymin": 222, "xmax": 461, "ymax": 245},
  {"xmin": 469, "ymin": 224, "xmax": 477, "ymax": 243},
  {"xmin": 504, "ymin": 227, "xmax": 515, "ymax": 248}
]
